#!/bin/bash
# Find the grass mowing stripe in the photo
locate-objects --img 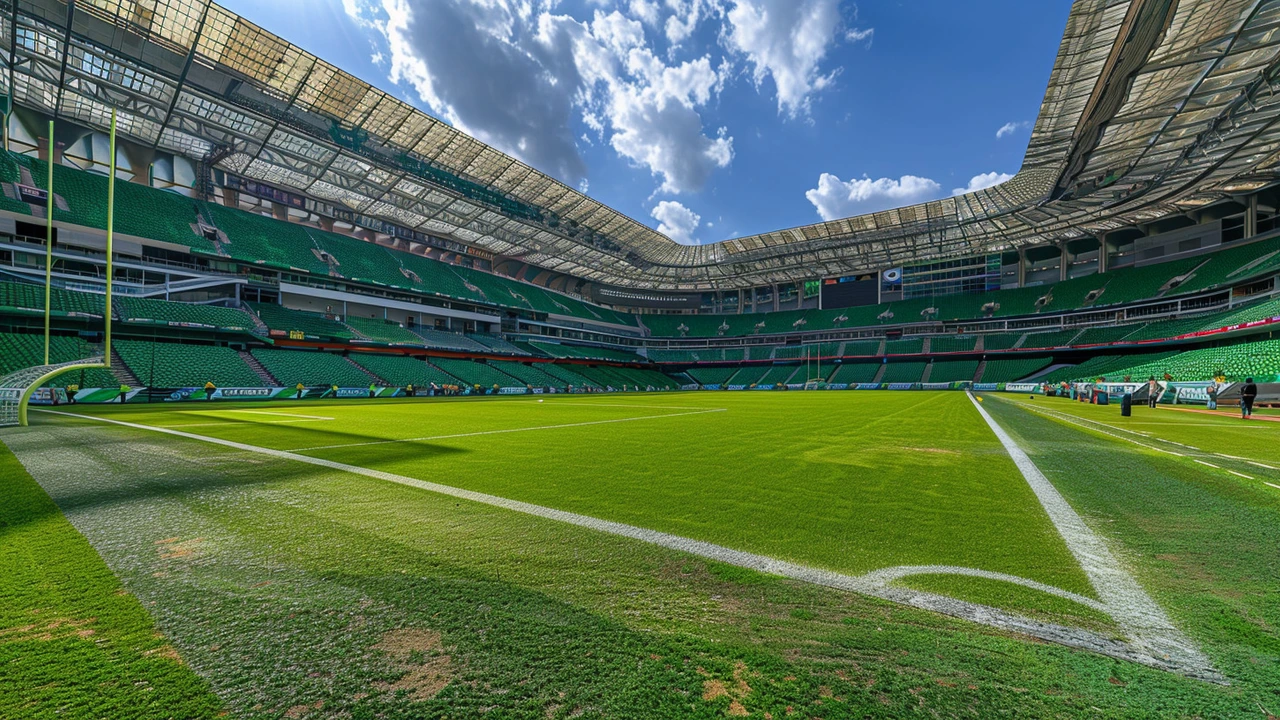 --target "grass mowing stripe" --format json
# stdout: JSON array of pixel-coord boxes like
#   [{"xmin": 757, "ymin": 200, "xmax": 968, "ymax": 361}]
[
  {"xmin": 33, "ymin": 407, "xmax": 1172, "ymax": 673},
  {"xmin": 222, "ymin": 410, "xmax": 335, "ymax": 420},
  {"xmin": 967, "ymin": 394, "xmax": 1220, "ymax": 682},
  {"xmin": 288, "ymin": 408, "xmax": 728, "ymax": 451},
  {"xmin": 0, "ymin": 441, "xmax": 223, "ymax": 719}
]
